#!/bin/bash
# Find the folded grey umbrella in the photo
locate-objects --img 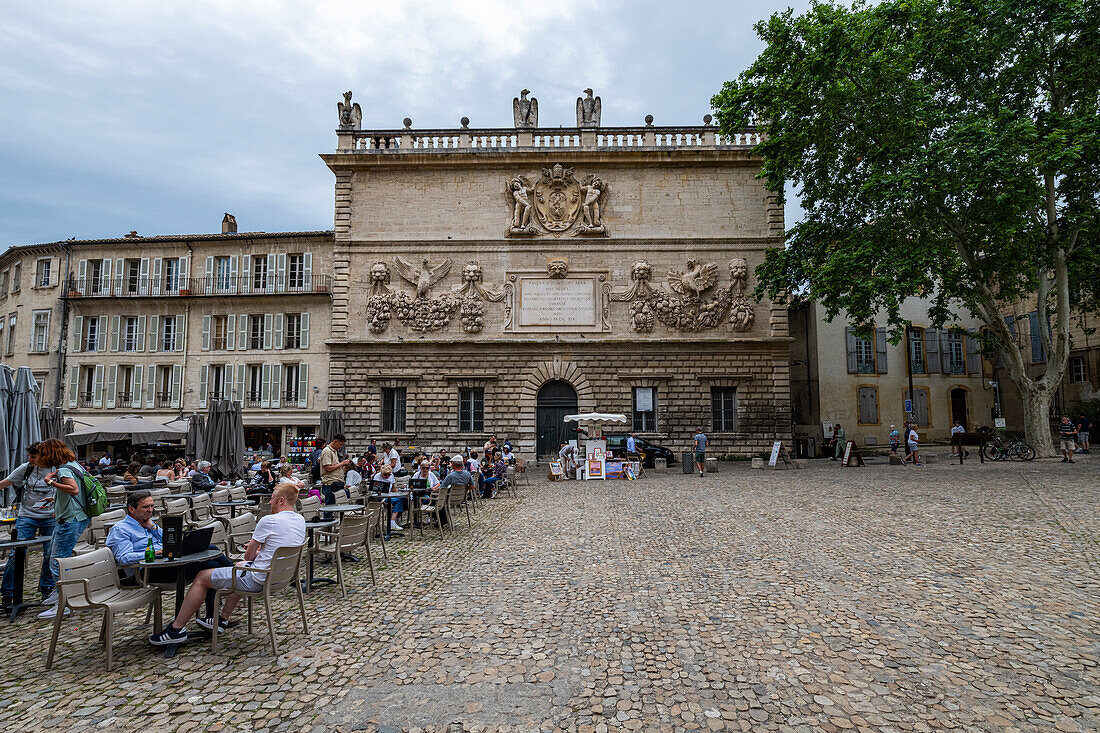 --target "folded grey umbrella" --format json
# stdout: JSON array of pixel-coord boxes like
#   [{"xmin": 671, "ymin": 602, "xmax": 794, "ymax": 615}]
[{"xmin": 9, "ymin": 367, "xmax": 42, "ymax": 469}]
